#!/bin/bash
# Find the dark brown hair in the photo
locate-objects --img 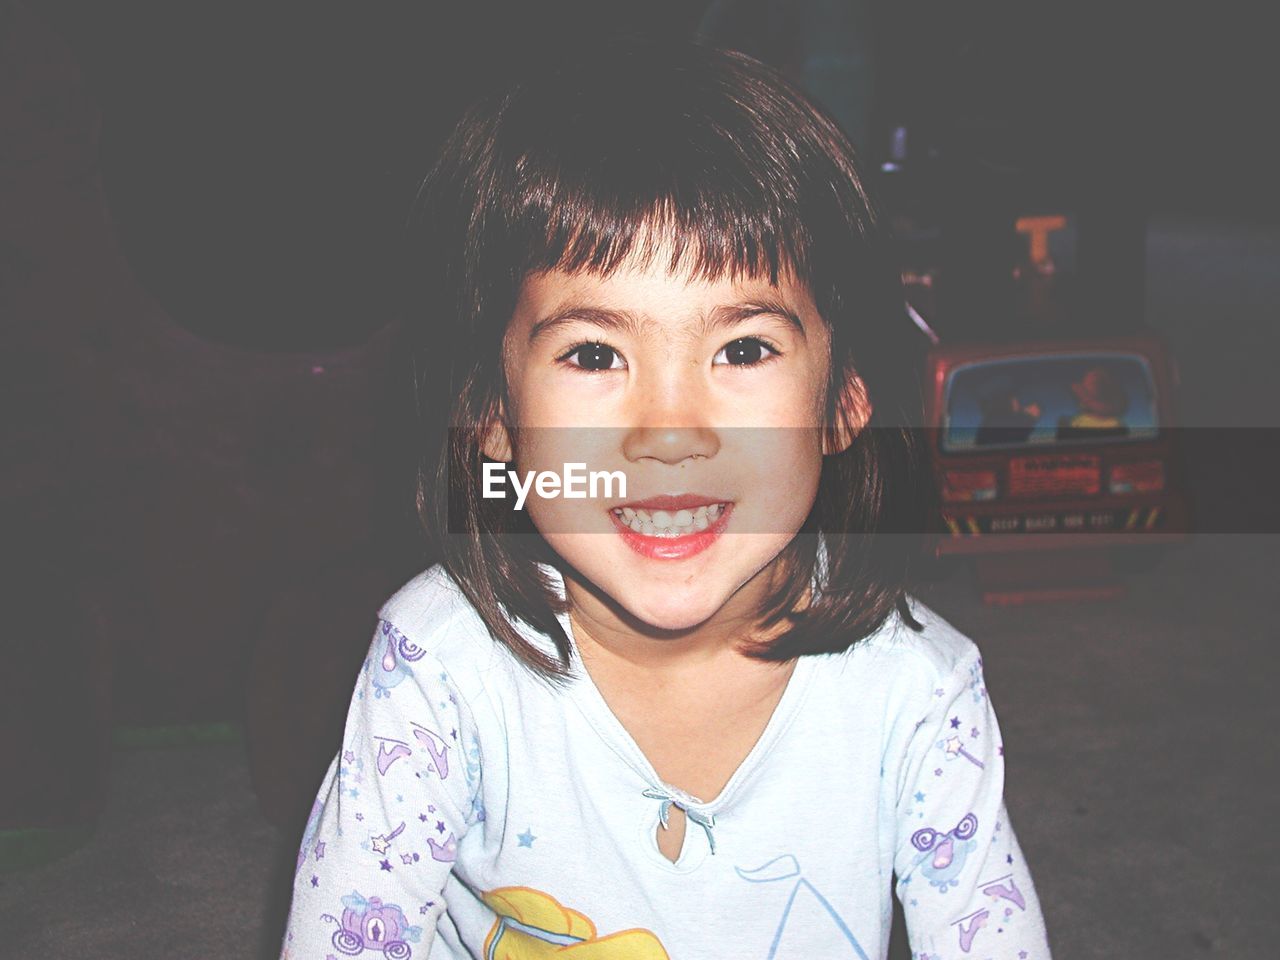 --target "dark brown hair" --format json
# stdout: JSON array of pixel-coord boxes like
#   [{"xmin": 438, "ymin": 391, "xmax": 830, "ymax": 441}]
[{"xmin": 405, "ymin": 37, "xmax": 937, "ymax": 678}]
